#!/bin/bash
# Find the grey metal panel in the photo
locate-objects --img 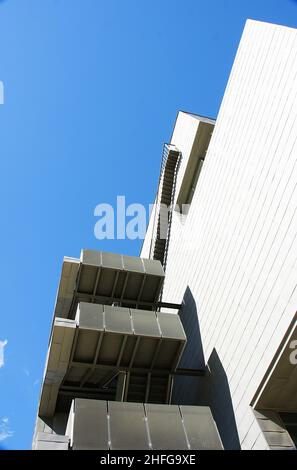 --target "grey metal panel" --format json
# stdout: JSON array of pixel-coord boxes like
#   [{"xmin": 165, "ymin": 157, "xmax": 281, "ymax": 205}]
[
  {"xmin": 157, "ymin": 312, "xmax": 186, "ymax": 340},
  {"xmin": 72, "ymin": 399, "xmax": 108, "ymax": 450},
  {"xmin": 126, "ymin": 374, "xmax": 148, "ymax": 402},
  {"xmin": 108, "ymin": 401, "xmax": 149, "ymax": 450},
  {"xmin": 133, "ymin": 338, "xmax": 161, "ymax": 369},
  {"xmin": 78, "ymin": 302, "xmax": 104, "ymax": 330},
  {"xmin": 79, "ymin": 264, "xmax": 98, "ymax": 294},
  {"xmin": 104, "ymin": 305, "xmax": 133, "ymax": 334},
  {"xmin": 145, "ymin": 404, "xmax": 188, "ymax": 450},
  {"xmin": 74, "ymin": 330, "xmax": 100, "ymax": 363},
  {"xmin": 81, "ymin": 250, "xmax": 102, "ymax": 267},
  {"xmin": 141, "ymin": 277, "xmax": 163, "ymax": 303},
  {"xmin": 40, "ymin": 299, "xmax": 189, "ymax": 416},
  {"xmin": 143, "ymin": 258, "xmax": 165, "ymax": 277},
  {"xmin": 39, "ymin": 319, "xmax": 76, "ymax": 417},
  {"xmin": 53, "ymin": 257, "xmax": 80, "ymax": 319},
  {"xmin": 54, "ymin": 252, "xmax": 165, "ymax": 324},
  {"xmin": 63, "ymin": 399, "xmax": 223, "ymax": 451},
  {"xmin": 55, "ymin": 298, "xmax": 73, "ymax": 320},
  {"xmin": 125, "ymin": 273, "xmax": 144, "ymax": 301},
  {"xmin": 57, "ymin": 251, "xmax": 165, "ymax": 316},
  {"xmin": 75, "ymin": 304, "xmax": 103, "ymax": 363},
  {"xmin": 131, "ymin": 309, "xmax": 161, "ymax": 337},
  {"xmin": 97, "ymin": 269, "xmax": 117, "ymax": 297},
  {"xmin": 98, "ymin": 333, "xmax": 124, "ymax": 365},
  {"xmin": 123, "ymin": 255, "xmax": 145, "ymax": 273},
  {"xmin": 81, "ymin": 250, "xmax": 165, "ymax": 278},
  {"xmin": 154, "ymin": 340, "xmax": 181, "ymax": 370},
  {"xmin": 113, "ymin": 271, "xmax": 129, "ymax": 298},
  {"xmin": 101, "ymin": 251, "xmax": 123, "ymax": 270},
  {"xmin": 180, "ymin": 406, "xmax": 223, "ymax": 450},
  {"xmin": 120, "ymin": 336, "xmax": 138, "ymax": 366},
  {"xmin": 115, "ymin": 372, "xmax": 127, "ymax": 401}
]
